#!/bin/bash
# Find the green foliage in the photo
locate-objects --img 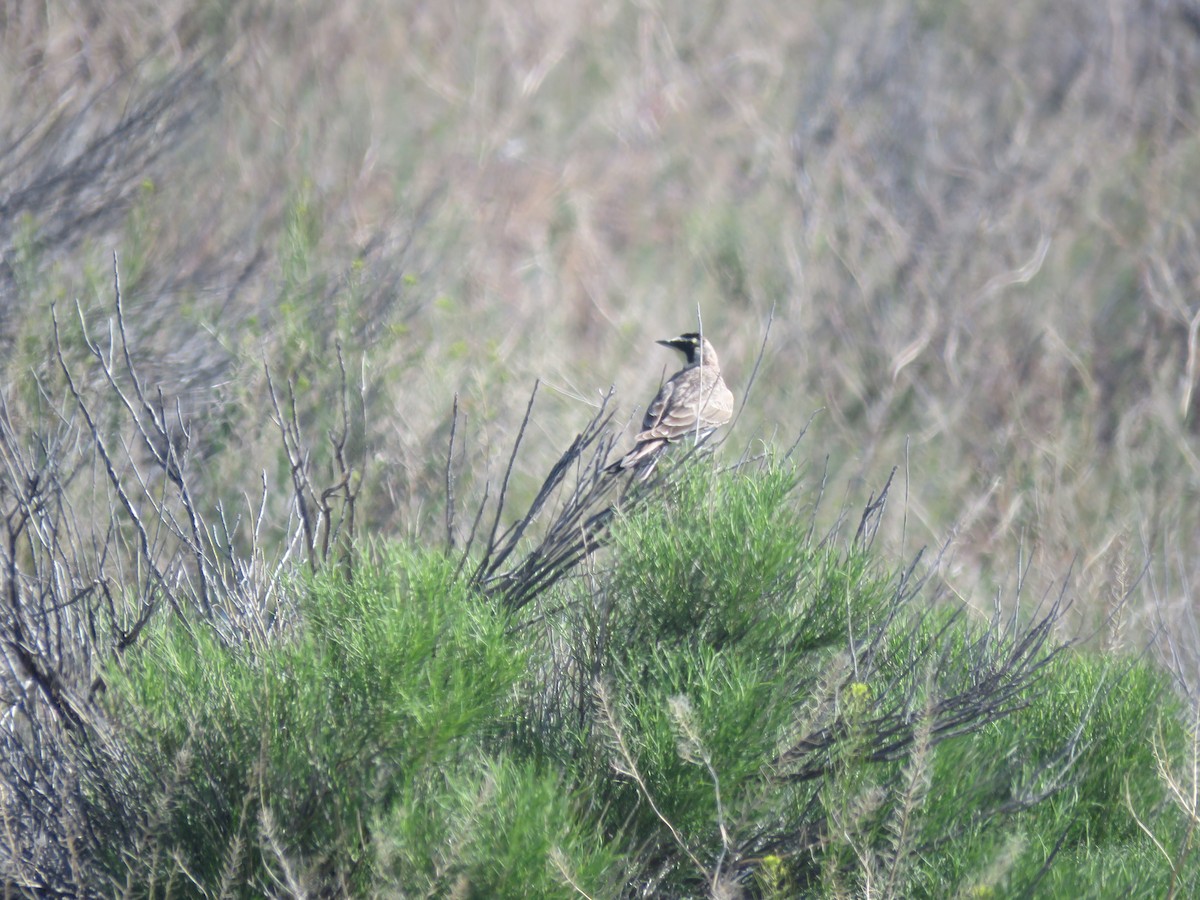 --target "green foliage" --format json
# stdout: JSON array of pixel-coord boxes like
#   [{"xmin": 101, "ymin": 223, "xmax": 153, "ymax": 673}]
[
  {"xmin": 569, "ymin": 464, "xmax": 893, "ymax": 864},
  {"xmin": 102, "ymin": 547, "xmax": 527, "ymax": 895},
  {"xmin": 532, "ymin": 462, "xmax": 1189, "ymax": 898},
  {"xmin": 608, "ymin": 462, "xmax": 887, "ymax": 655},
  {"xmin": 890, "ymin": 646, "xmax": 1185, "ymax": 896},
  {"xmin": 1030, "ymin": 838, "xmax": 1195, "ymax": 899},
  {"xmin": 600, "ymin": 642, "xmax": 808, "ymax": 840},
  {"xmin": 375, "ymin": 754, "xmax": 618, "ymax": 898},
  {"xmin": 1015, "ymin": 655, "xmax": 1180, "ymax": 842},
  {"xmin": 81, "ymin": 463, "xmax": 1200, "ymax": 897}
]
